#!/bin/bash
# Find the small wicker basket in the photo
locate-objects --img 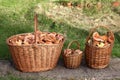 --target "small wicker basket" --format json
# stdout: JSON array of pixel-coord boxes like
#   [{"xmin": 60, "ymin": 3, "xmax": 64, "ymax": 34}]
[
  {"xmin": 85, "ymin": 26, "xmax": 114, "ymax": 69},
  {"xmin": 63, "ymin": 41, "xmax": 82, "ymax": 69},
  {"xmin": 6, "ymin": 14, "xmax": 64, "ymax": 72}
]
